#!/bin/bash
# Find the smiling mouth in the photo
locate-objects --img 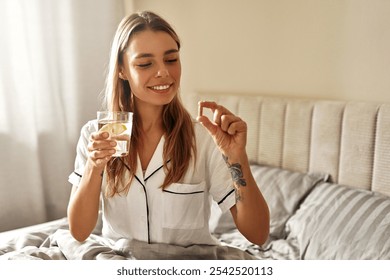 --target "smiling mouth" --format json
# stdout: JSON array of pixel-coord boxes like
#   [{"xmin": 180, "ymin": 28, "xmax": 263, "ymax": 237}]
[{"xmin": 149, "ymin": 84, "xmax": 172, "ymax": 91}]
